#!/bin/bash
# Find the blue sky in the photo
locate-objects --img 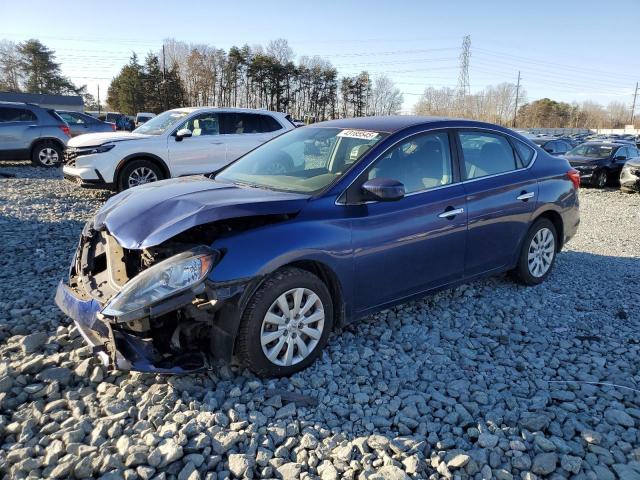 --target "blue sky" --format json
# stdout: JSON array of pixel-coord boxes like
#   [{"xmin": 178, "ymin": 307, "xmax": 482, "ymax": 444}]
[{"xmin": 2, "ymin": 0, "xmax": 638, "ymax": 112}]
